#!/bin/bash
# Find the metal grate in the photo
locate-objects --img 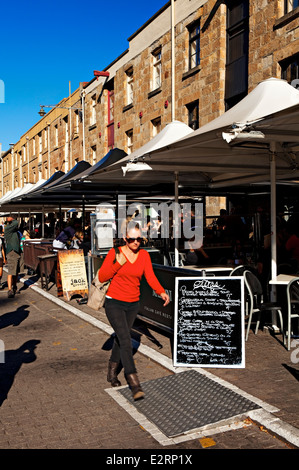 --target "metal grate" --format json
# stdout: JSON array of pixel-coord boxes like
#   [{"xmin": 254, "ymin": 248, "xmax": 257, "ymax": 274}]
[{"xmin": 119, "ymin": 370, "xmax": 260, "ymax": 437}]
